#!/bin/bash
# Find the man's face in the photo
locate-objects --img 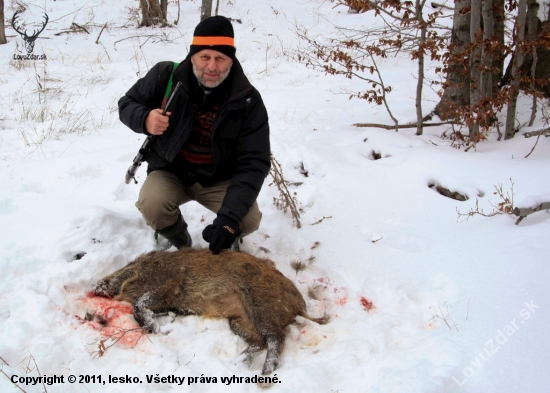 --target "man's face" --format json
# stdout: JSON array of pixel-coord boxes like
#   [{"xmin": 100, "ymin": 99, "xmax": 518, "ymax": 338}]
[{"xmin": 191, "ymin": 49, "xmax": 233, "ymax": 88}]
